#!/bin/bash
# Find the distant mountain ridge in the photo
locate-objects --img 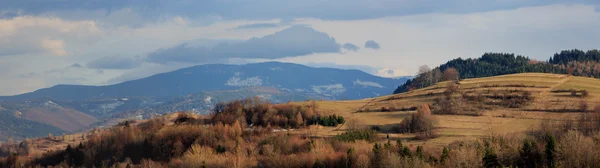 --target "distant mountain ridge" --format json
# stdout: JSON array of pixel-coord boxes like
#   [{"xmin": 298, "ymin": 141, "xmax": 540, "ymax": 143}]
[
  {"xmin": 0, "ymin": 62, "xmax": 409, "ymax": 141},
  {"xmin": 5, "ymin": 62, "xmax": 408, "ymax": 101}
]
